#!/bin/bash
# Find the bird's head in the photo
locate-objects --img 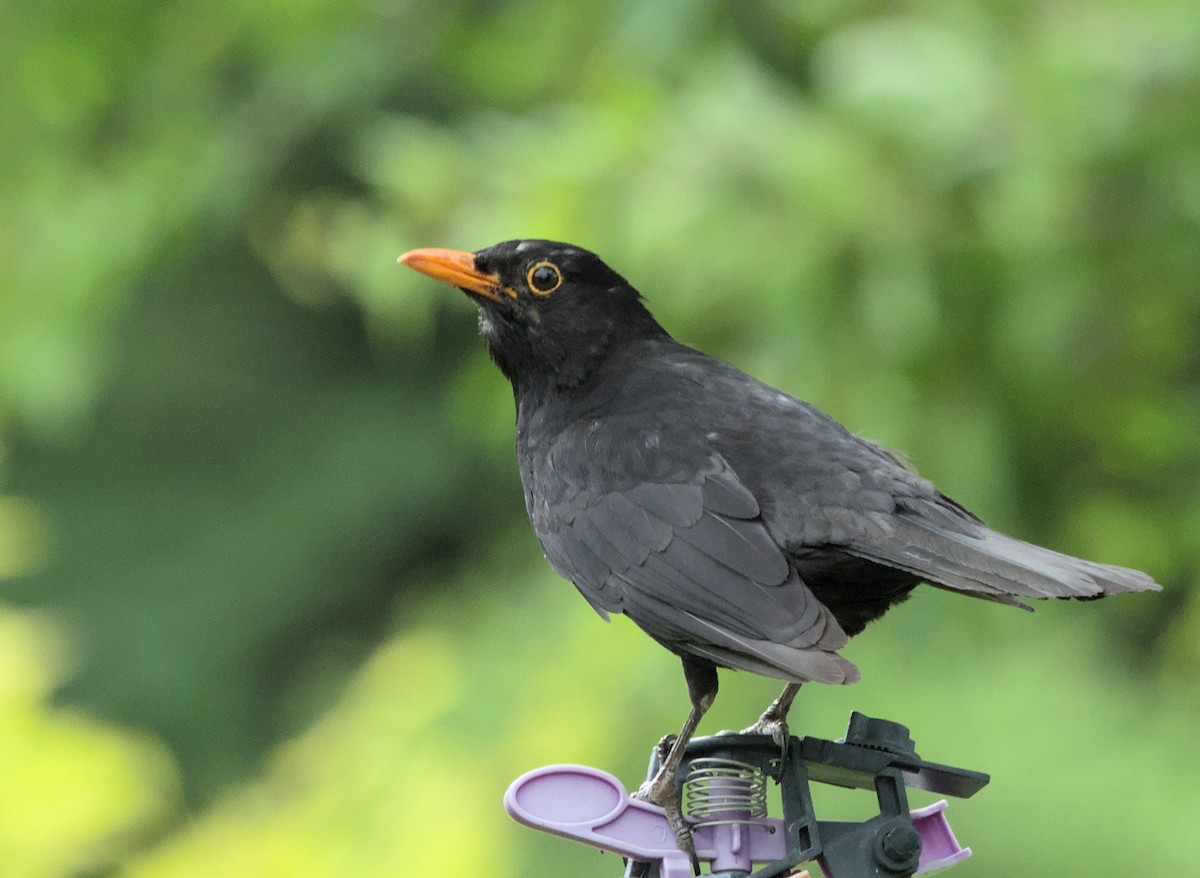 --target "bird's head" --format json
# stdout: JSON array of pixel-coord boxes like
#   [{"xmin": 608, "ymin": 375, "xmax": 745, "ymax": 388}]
[{"xmin": 400, "ymin": 239, "xmax": 665, "ymax": 390}]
